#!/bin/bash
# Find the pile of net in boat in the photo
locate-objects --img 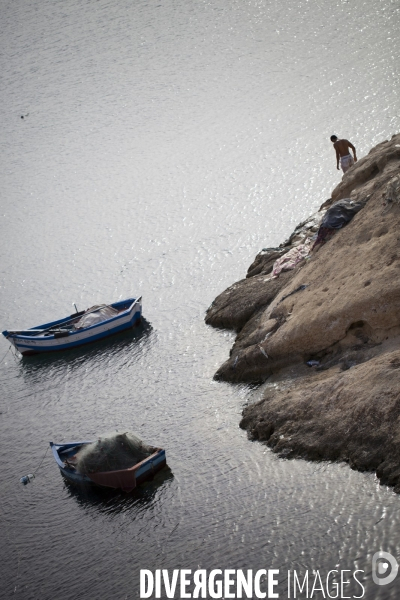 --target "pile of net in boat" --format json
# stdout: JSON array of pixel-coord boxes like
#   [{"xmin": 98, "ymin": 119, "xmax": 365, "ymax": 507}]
[
  {"xmin": 74, "ymin": 305, "xmax": 119, "ymax": 329},
  {"xmin": 76, "ymin": 432, "xmax": 154, "ymax": 474}
]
